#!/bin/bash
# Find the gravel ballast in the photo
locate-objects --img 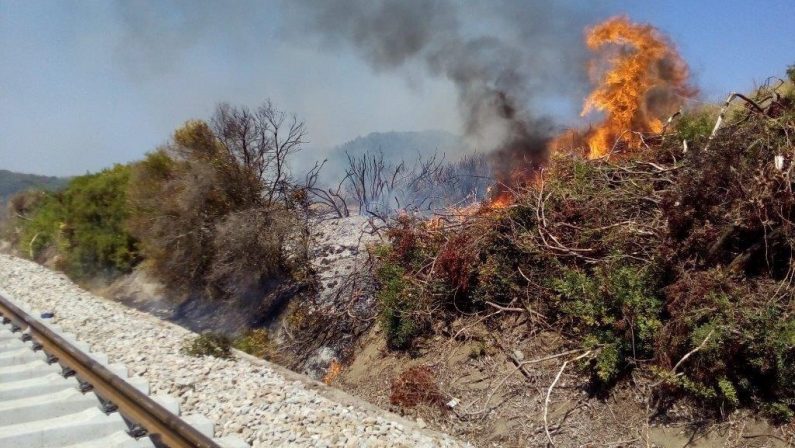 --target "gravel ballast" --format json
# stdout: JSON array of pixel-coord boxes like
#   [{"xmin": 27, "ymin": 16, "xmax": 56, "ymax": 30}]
[{"xmin": 0, "ymin": 253, "xmax": 466, "ymax": 447}]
